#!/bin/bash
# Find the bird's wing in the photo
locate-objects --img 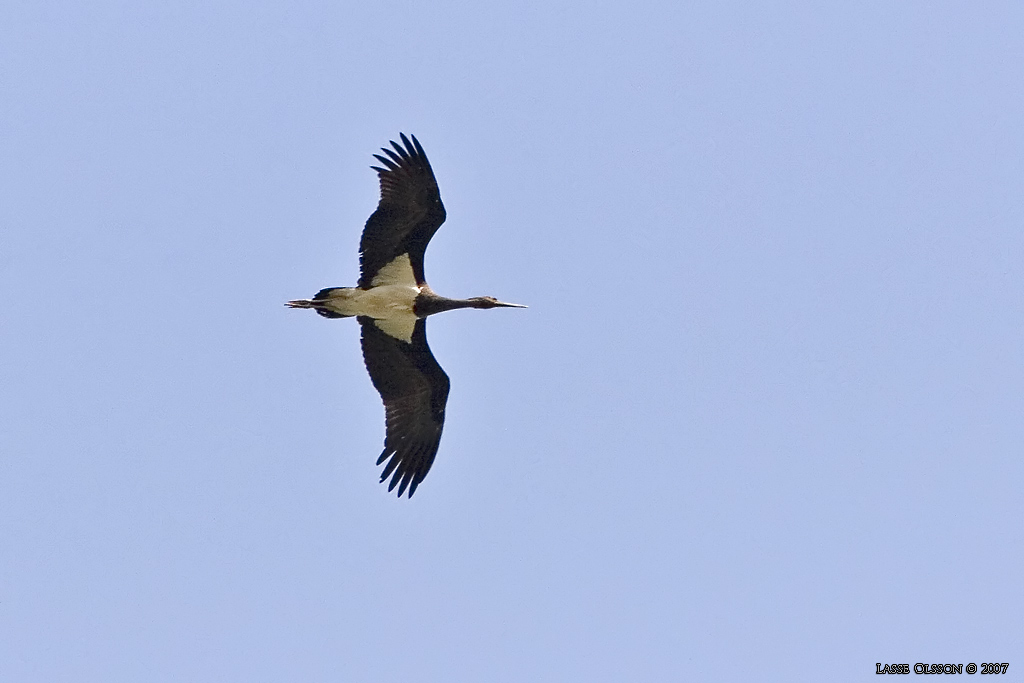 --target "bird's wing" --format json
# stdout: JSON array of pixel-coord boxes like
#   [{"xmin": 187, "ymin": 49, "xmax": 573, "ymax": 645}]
[
  {"xmin": 359, "ymin": 134, "xmax": 447, "ymax": 289},
  {"xmin": 358, "ymin": 316, "xmax": 450, "ymax": 497}
]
